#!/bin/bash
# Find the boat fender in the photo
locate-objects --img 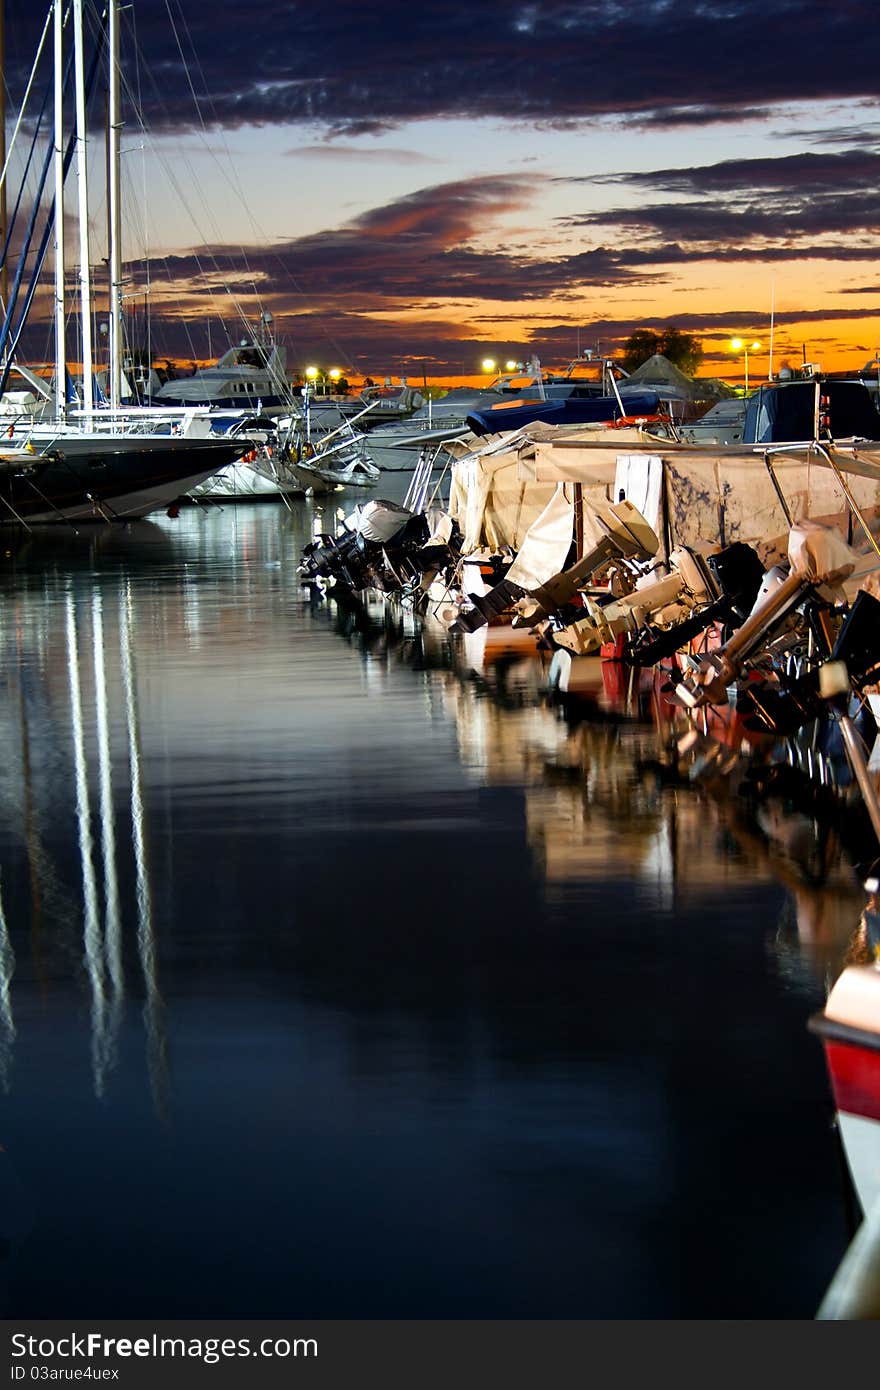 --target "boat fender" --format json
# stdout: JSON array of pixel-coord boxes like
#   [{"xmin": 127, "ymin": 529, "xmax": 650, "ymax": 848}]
[{"xmin": 610, "ymin": 414, "xmax": 665, "ymax": 429}]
